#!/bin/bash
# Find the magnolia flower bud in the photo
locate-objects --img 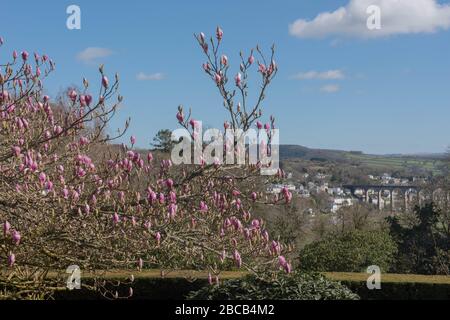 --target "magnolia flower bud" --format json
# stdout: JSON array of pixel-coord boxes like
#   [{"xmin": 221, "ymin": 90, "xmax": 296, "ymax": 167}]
[
  {"xmin": 8, "ymin": 253, "xmax": 15, "ymax": 267},
  {"xmin": 216, "ymin": 27, "xmax": 223, "ymax": 41},
  {"xmin": 12, "ymin": 230, "xmax": 21, "ymax": 245},
  {"xmin": 21, "ymin": 51, "xmax": 29, "ymax": 61},
  {"xmin": 214, "ymin": 73, "xmax": 222, "ymax": 84},
  {"xmin": 233, "ymin": 250, "xmax": 242, "ymax": 268},
  {"xmin": 155, "ymin": 232, "xmax": 161, "ymax": 245},
  {"xmin": 221, "ymin": 55, "xmax": 228, "ymax": 66},
  {"xmin": 176, "ymin": 111, "xmax": 184, "ymax": 123},
  {"xmin": 235, "ymin": 73, "xmax": 241, "ymax": 87},
  {"xmin": 3, "ymin": 221, "xmax": 11, "ymax": 236},
  {"xmin": 248, "ymin": 55, "xmax": 254, "ymax": 65},
  {"xmin": 130, "ymin": 135, "xmax": 136, "ymax": 145},
  {"xmin": 102, "ymin": 76, "xmax": 109, "ymax": 88}
]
